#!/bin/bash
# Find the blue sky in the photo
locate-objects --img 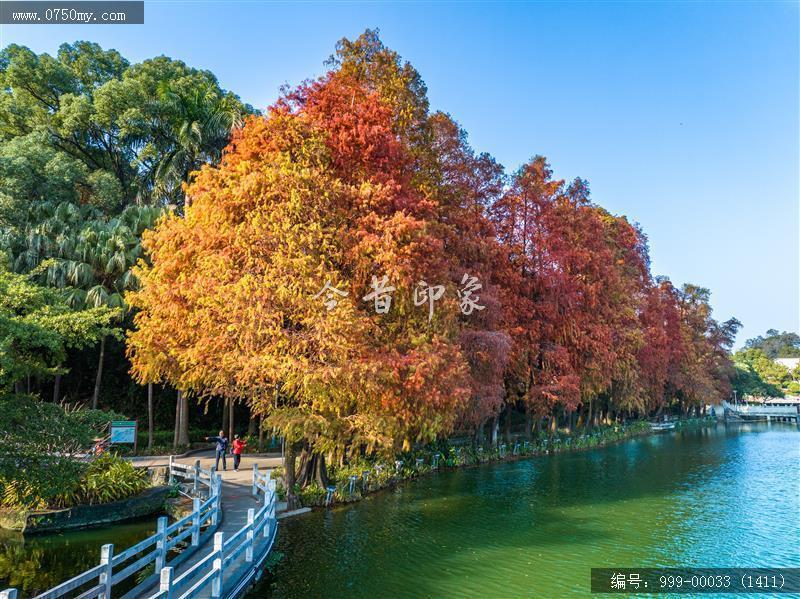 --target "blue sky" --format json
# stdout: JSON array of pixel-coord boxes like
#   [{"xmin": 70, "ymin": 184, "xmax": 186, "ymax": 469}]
[{"xmin": 2, "ymin": 1, "xmax": 798, "ymax": 346}]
